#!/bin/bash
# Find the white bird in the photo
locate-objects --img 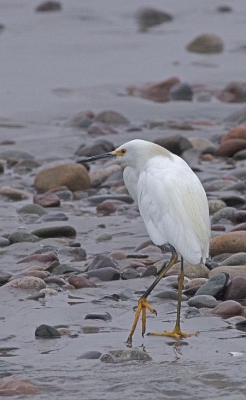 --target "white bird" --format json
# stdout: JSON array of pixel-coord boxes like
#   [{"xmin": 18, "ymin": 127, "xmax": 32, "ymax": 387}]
[{"xmin": 83, "ymin": 139, "xmax": 210, "ymax": 343}]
